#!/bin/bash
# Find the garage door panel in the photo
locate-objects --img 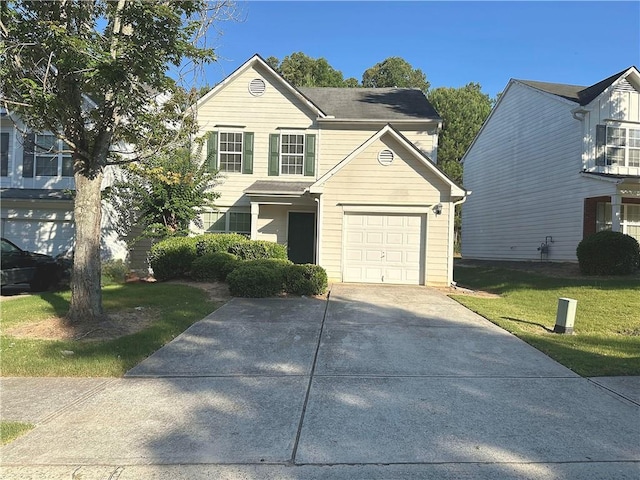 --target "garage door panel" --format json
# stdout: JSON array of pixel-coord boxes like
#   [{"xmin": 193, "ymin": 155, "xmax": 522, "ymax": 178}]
[{"xmin": 343, "ymin": 213, "xmax": 424, "ymax": 285}]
